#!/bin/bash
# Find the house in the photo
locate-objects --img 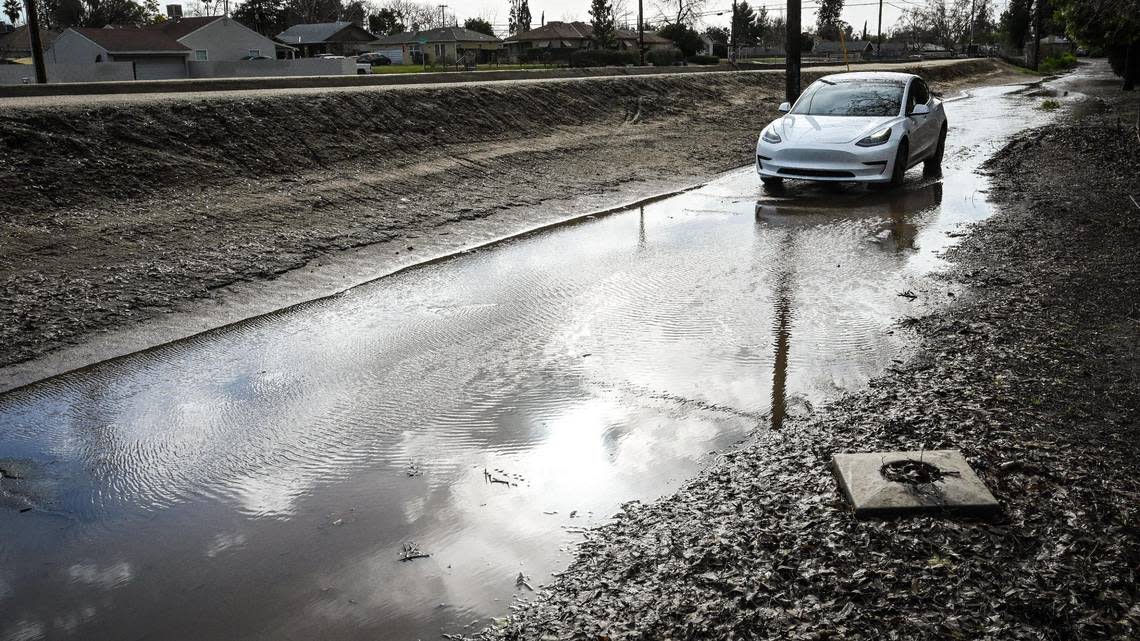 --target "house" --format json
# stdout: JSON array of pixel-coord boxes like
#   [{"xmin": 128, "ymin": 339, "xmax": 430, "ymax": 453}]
[
  {"xmin": 370, "ymin": 26, "xmax": 501, "ymax": 65},
  {"xmin": 876, "ymin": 41, "xmax": 912, "ymax": 58},
  {"xmin": 504, "ymin": 21, "xmax": 671, "ymax": 62},
  {"xmin": 917, "ymin": 42, "xmax": 954, "ymax": 58},
  {"xmin": 142, "ymin": 15, "xmax": 278, "ymax": 62},
  {"xmin": 699, "ymin": 32, "xmax": 727, "ymax": 57},
  {"xmin": 0, "ymin": 26, "xmax": 60, "ymax": 60},
  {"xmin": 813, "ymin": 39, "xmax": 875, "ymax": 60},
  {"xmin": 275, "ymin": 22, "xmax": 376, "ymax": 57},
  {"xmin": 45, "ymin": 27, "xmax": 191, "ymax": 80},
  {"xmin": 1039, "ymin": 34, "xmax": 1075, "ymax": 58}
]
